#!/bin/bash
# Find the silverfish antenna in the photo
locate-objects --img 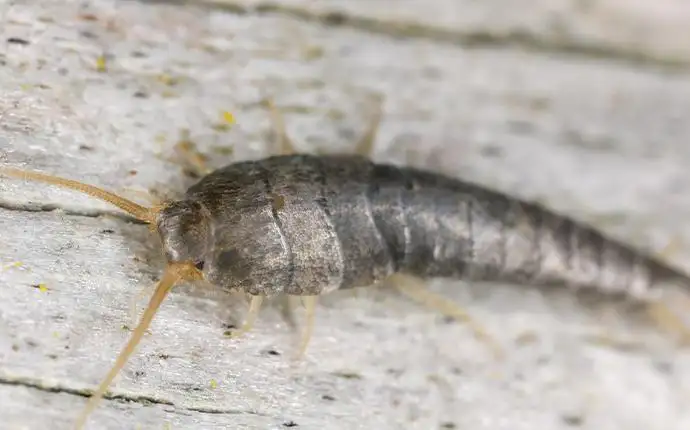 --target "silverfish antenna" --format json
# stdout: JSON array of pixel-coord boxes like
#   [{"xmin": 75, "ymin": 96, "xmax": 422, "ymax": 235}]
[
  {"xmin": 73, "ymin": 262, "xmax": 203, "ymax": 429},
  {"xmin": 0, "ymin": 166, "xmax": 156, "ymax": 223}
]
